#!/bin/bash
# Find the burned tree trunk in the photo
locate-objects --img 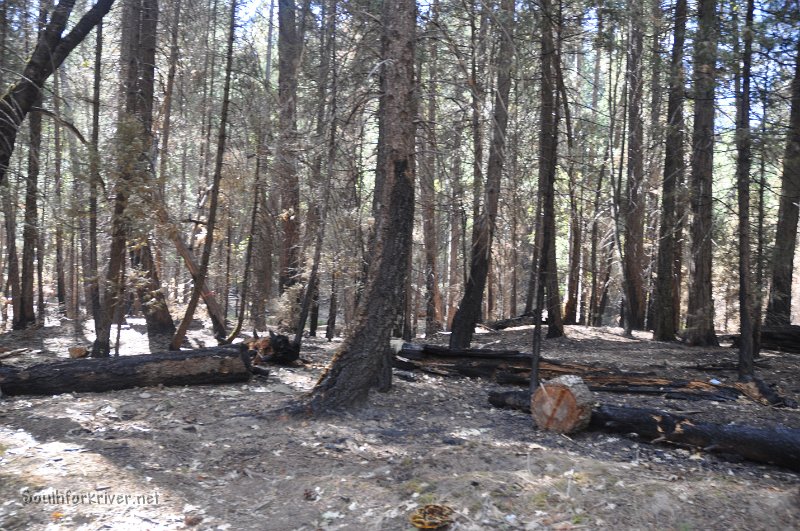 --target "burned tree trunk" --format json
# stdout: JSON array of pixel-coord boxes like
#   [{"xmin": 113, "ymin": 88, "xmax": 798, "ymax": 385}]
[
  {"xmin": 589, "ymin": 405, "xmax": 800, "ymax": 472},
  {"xmin": 0, "ymin": 347, "xmax": 252, "ymax": 396}
]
